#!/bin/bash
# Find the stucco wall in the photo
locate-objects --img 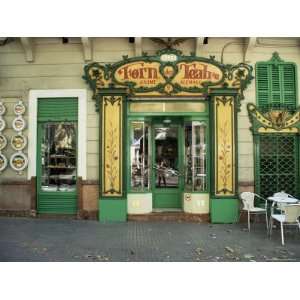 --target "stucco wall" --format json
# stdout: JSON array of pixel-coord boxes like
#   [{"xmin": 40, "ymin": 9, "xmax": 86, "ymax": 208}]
[{"xmin": 1, "ymin": 37, "xmax": 300, "ymax": 189}]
